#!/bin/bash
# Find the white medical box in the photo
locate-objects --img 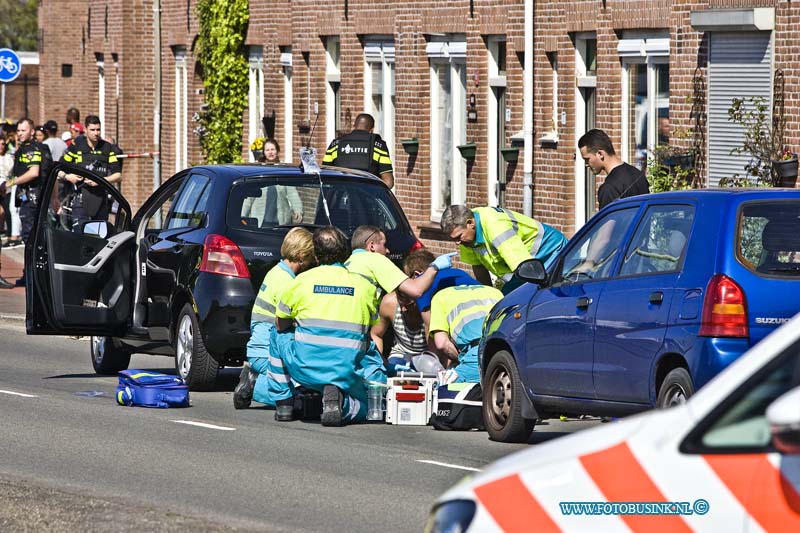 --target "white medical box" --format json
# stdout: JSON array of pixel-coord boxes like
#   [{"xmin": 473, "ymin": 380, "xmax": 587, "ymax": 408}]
[{"xmin": 385, "ymin": 372, "xmax": 437, "ymax": 425}]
